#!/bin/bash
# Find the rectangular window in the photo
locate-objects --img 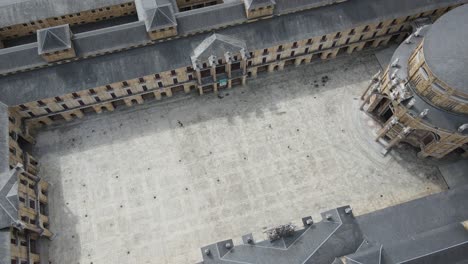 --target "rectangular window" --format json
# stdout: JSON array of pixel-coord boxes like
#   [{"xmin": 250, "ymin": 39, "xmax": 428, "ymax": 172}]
[
  {"xmin": 110, "ymin": 93, "xmax": 116, "ymax": 99},
  {"xmin": 262, "ymin": 57, "xmax": 267, "ymax": 64},
  {"xmin": 142, "ymin": 85, "xmax": 148, "ymax": 91},
  {"xmin": 55, "ymin": 96, "xmax": 63, "ymax": 102},
  {"xmin": 19, "ymin": 104, "xmax": 28, "ymax": 110},
  {"xmin": 188, "ymin": 75, "xmax": 193, "ymax": 80},
  {"xmin": 335, "ymin": 32, "xmax": 341, "ymax": 39},
  {"xmin": 263, "ymin": 49, "xmax": 268, "ymax": 55},
  {"xmin": 94, "ymin": 96, "xmax": 101, "ymax": 102},
  {"xmin": 61, "ymin": 104, "xmax": 69, "ymax": 110},
  {"xmin": 37, "ymin": 100, "xmax": 45, "ymax": 106},
  {"xmin": 173, "ymin": 78, "xmax": 178, "ymax": 84},
  {"xmin": 106, "ymin": 85, "xmax": 113, "ymax": 91},
  {"xmin": 155, "ymin": 74, "xmax": 161, "ymax": 79},
  {"xmin": 30, "ymin": 200, "xmax": 35, "ymax": 209},
  {"xmin": 89, "ymin": 89, "xmax": 96, "ymax": 95},
  {"xmin": 276, "ymin": 54, "xmax": 281, "ymax": 60},
  {"xmin": 139, "ymin": 78, "xmax": 145, "ymax": 83},
  {"xmin": 290, "ymin": 51, "xmax": 295, "ymax": 57},
  {"xmin": 171, "ymin": 70, "xmax": 177, "ymax": 76},
  {"xmin": 362, "ymin": 25, "xmax": 370, "ymax": 32},
  {"xmin": 292, "ymin": 42, "xmax": 298, "ymax": 48},
  {"xmin": 78, "ymin": 100, "xmax": 85, "ymax": 106},
  {"xmin": 122, "ymin": 81, "xmax": 129, "ymax": 87},
  {"xmin": 320, "ymin": 35, "xmax": 327, "ymax": 42},
  {"xmin": 72, "ymin": 92, "xmax": 80, "ymax": 99},
  {"xmin": 44, "ymin": 108, "xmax": 52, "ymax": 113},
  {"xmin": 277, "ymin": 45, "xmax": 283, "ymax": 52},
  {"xmin": 307, "ymin": 39, "xmax": 313, "ymax": 45},
  {"xmin": 377, "ymin": 22, "xmax": 383, "ymax": 29},
  {"xmin": 126, "ymin": 89, "xmax": 132, "ymax": 95},
  {"xmin": 349, "ymin": 29, "xmax": 355, "ymax": 35},
  {"xmin": 158, "ymin": 82, "xmax": 163, "ymax": 88}
]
